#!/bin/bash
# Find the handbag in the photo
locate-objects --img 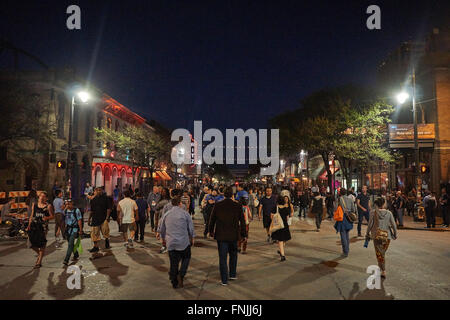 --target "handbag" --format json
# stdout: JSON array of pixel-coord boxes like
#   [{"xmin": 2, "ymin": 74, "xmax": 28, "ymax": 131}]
[
  {"xmin": 341, "ymin": 198, "xmax": 357, "ymax": 222},
  {"xmin": 287, "ymin": 217, "xmax": 292, "ymax": 226},
  {"xmin": 269, "ymin": 206, "xmax": 285, "ymax": 234},
  {"xmin": 374, "ymin": 210, "xmax": 389, "ymax": 242}
]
